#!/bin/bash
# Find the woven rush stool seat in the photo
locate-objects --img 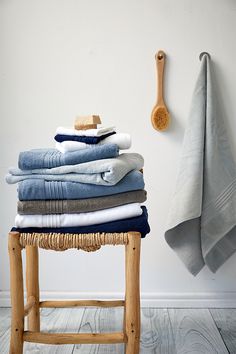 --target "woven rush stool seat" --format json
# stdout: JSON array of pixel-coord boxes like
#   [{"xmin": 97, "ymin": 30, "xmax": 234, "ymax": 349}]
[
  {"xmin": 8, "ymin": 230, "xmax": 141, "ymax": 354},
  {"xmin": 19, "ymin": 231, "xmax": 130, "ymax": 251}
]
